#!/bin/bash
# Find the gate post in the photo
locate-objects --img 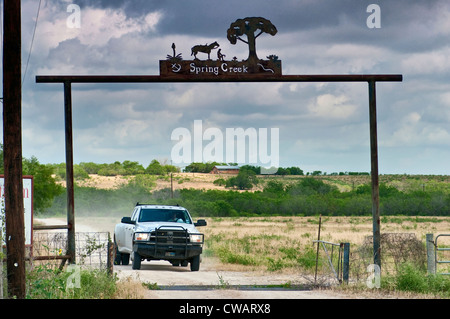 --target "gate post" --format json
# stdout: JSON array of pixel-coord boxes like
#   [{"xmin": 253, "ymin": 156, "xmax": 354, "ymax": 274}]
[
  {"xmin": 342, "ymin": 243, "xmax": 350, "ymax": 284},
  {"xmin": 426, "ymin": 233, "xmax": 435, "ymax": 274},
  {"xmin": 64, "ymin": 81, "xmax": 76, "ymax": 264},
  {"xmin": 368, "ymin": 80, "xmax": 381, "ymax": 272}
]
